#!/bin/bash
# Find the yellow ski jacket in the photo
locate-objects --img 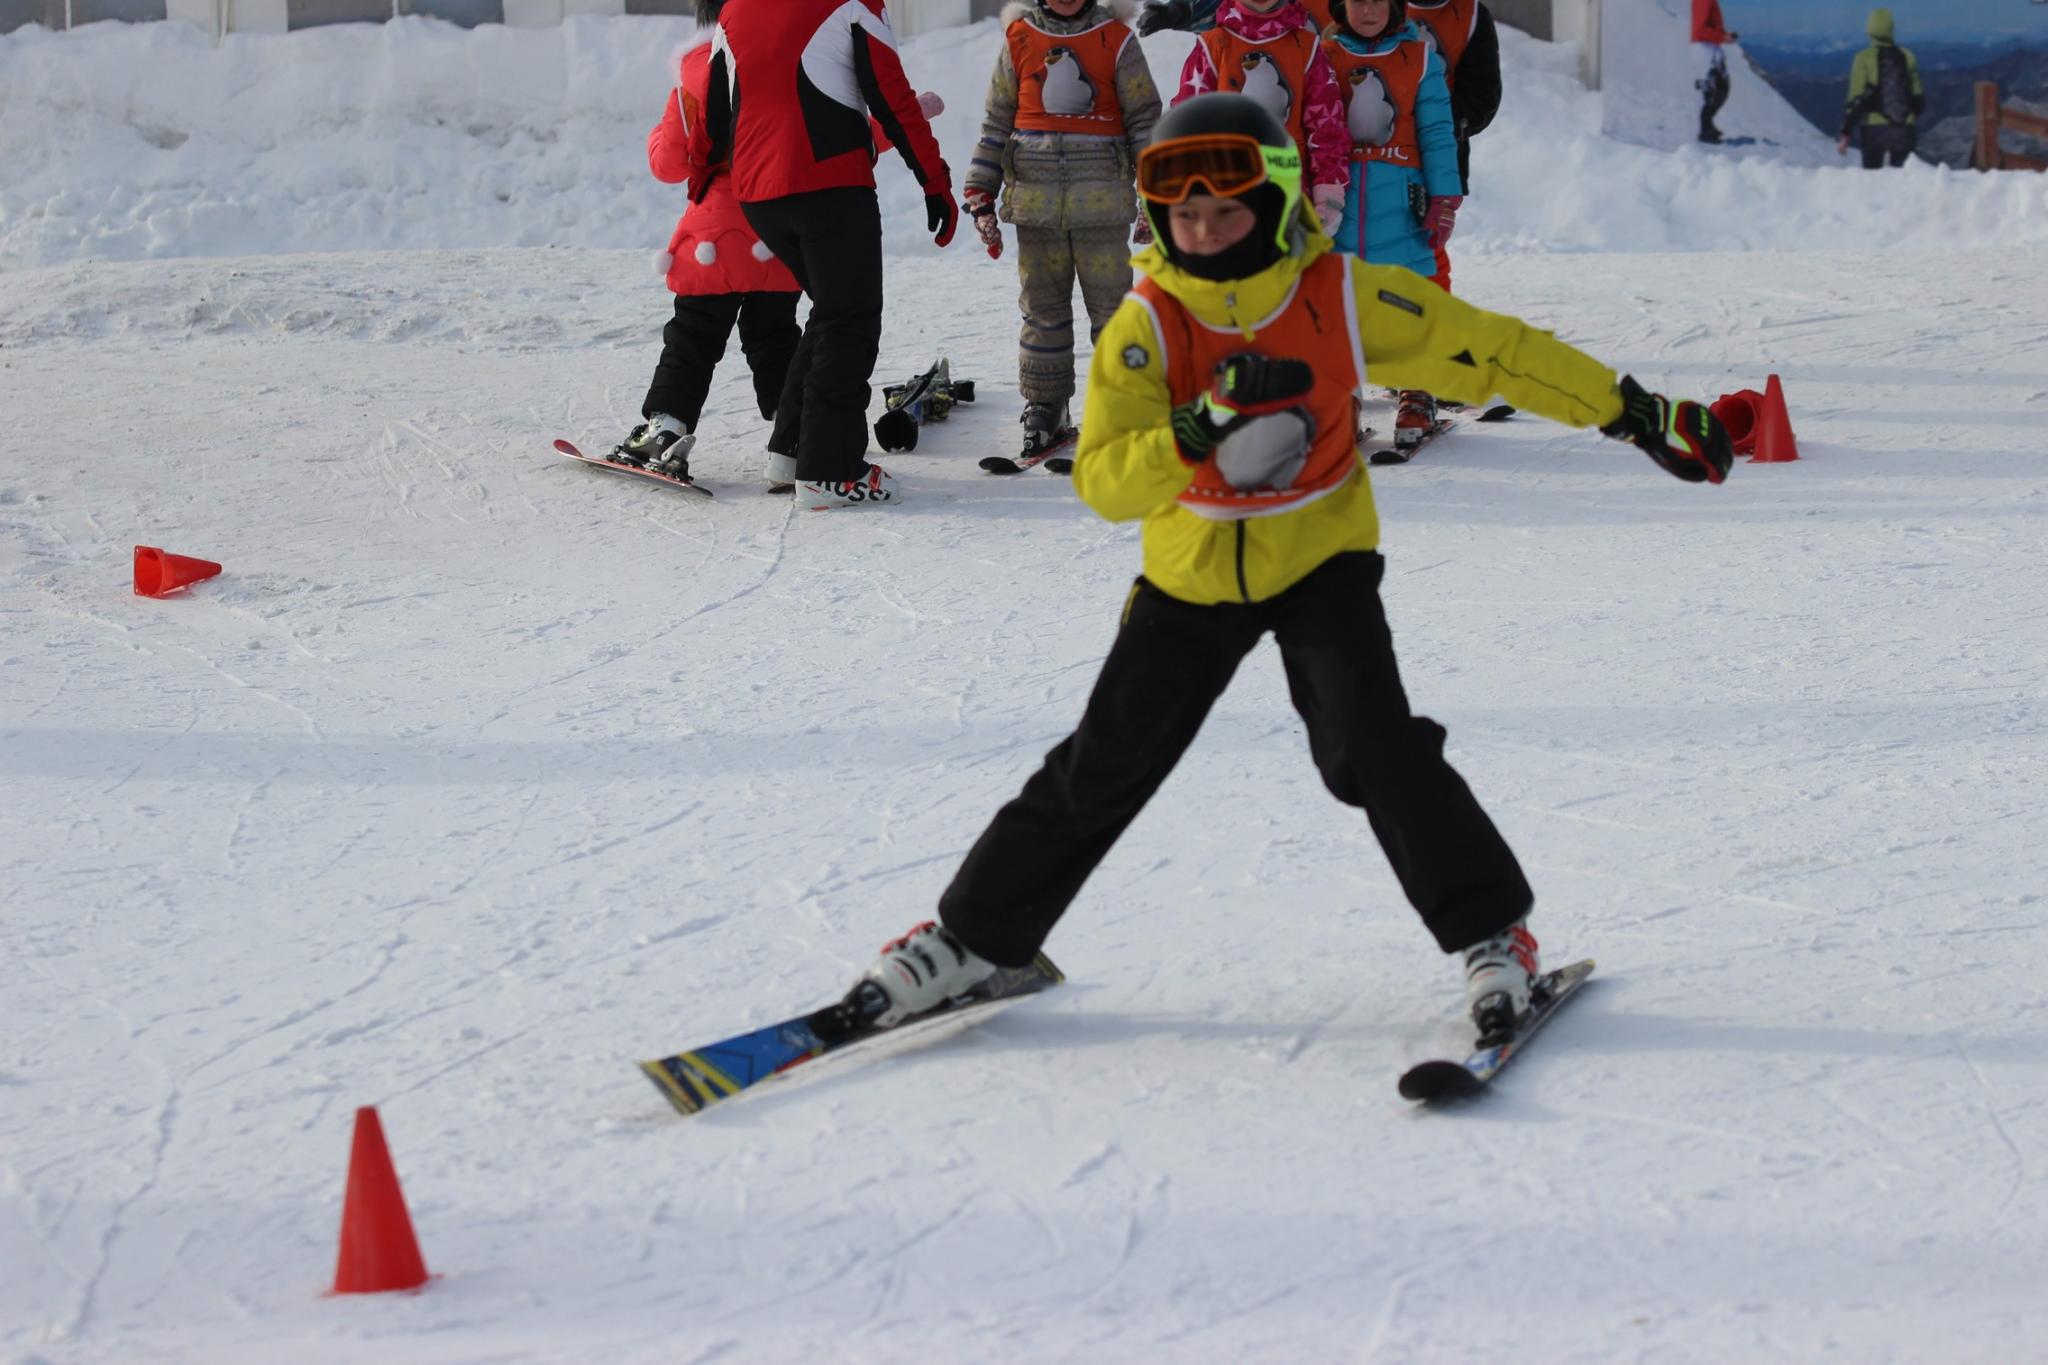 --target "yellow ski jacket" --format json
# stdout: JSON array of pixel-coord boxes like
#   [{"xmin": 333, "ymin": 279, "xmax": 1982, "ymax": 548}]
[{"xmin": 1074, "ymin": 236, "xmax": 1627, "ymax": 606}]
